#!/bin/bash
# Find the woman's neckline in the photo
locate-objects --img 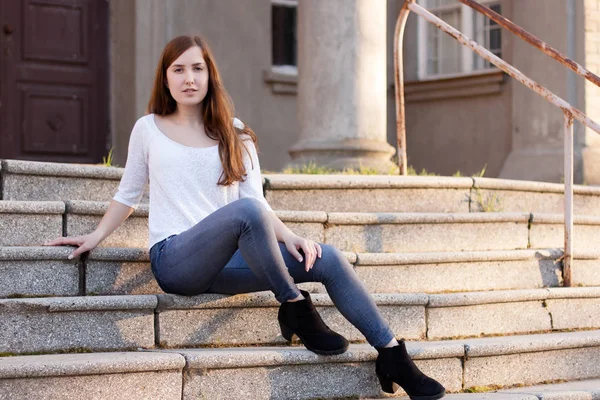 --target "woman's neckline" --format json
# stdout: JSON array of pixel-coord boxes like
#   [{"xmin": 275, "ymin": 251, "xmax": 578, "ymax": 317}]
[{"xmin": 149, "ymin": 113, "xmax": 219, "ymax": 150}]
